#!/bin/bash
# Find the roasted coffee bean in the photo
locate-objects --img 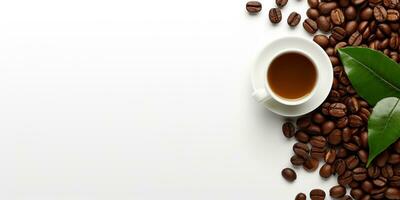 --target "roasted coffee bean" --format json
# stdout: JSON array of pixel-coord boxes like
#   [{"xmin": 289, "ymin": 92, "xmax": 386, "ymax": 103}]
[
  {"xmin": 295, "ymin": 131, "xmax": 310, "ymax": 143},
  {"xmin": 310, "ymin": 189, "xmax": 326, "ymax": 200},
  {"xmin": 297, "ymin": 117, "xmax": 311, "ymax": 129},
  {"xmin": 310, "ymin": 136, "xmax": 327, "ymax": 148},
  {"xmin": 314, "ymin": 35, "xmax": 330, "ymax": 48},
  {"xmin": 312, "ymin": 113, "xmax": 326, "ymax": 124},
  {"xmin": 329, "ymin": 185, "xmax": 346, "ymax": 198},
  {"xmin": 325, "ymin": 149, "xmax": 336, "ymax": 164},
  {"xmin": 345, "ymin": 6, "xmax": 357, "ymax": 20},
  {"xmin": 388, "ymin": 153, "xmax": 400, "ymax": 164},
  {"xmin": 348, "ymin": 31, "xmax": 363, "ymax": 46},
  {"xmin": 304, "ymin": 158, "xmax": 319, "ymax": 172},
  {"xmin": 281, "ymin": 168, "xmax": 296, "ymax": 182},
  {"xmin": 345, "ymin": 21, "xmax": 358, "ymax": 35},
  {"xmin": 360, "ymin": 131, "xmax": 368, "ymax": 148},
  {"xmin": 288, "ymin": 12, "xmax": 301, "ymax": 27},
  {"xmin": 291, "ymin": 155, "xmax": 305, "ymax": 166},
  {"xmin": 349, "ymin": 114, "xmax": 363, "ymax": 127},
  {"xmin": 311, "ymin": 146, "xmax": 326, "ymax": 160},
  {"xmin": 246, "ymin": 1, "xmax": 262, "ymax": 13},
  {"xmin": 328, "ymin": 103, "xmax": 347, "ymax": 117},
  {"xmin": 319, "ymin": 2, "xmax": 338, "ymax": 15},
  {"xmin": 308, "ymin": 0, "xmax": 319, "ymax": 8},
  {"xmin": 307, "ymin": 8, "xmax": 320, "ymax": 20},
  {"xmin": 337, "ymin": 147, "xmax": 349, "ymax": 158},
  {"xmin": 295, "ymin": 193, "xmax": 307, "ymax": 200},
  {"xmin": 335, "ymin": 159, "xmax": 347, "ymax": 175},
  {"xmin": 336, "ymin": 116, "xmax": 348, "ymax": 128},
  {"xmin": 338, "ymin": 170, "xmax": 353, "ymax": 186},
  {"xmin": 390, "ymin": 175, "xmax": 400, "ymax": 187},
  {"xmin": 385, "ymin": 187, "xmax": 400, "ymax": 199},
  {"xmin": 360, "ymin": 7, "xmax": 373, "ymax": 20},
  {"xmin": 390, "ymin": 33, "xmax": 399, "ymax": 49},
  {"xmin": 344, "ymin": 142, "xmax": 360, "ymax": 152},
  {"xmin": 352, "ymin": 0, "xmax": 367, "ymax": 5},
  {"xmin": 384, "ymin": 0, "xmax": 399, "ymax": 8},
  {"xmin": 341, "ymin": 195, "xmax": 352, "ymax": 200},
  {"xmin": 371, "ymin": 187, "xmax": 387, "ymax": 199},
  {"xmin": 328, "ymin": 129, "xmax": 342, "ymax": 145},
  {"xmin": 376, "ymin": 151, "xmax": 389, "ymax": 167},
  {"xmin": 342, "ymin": 128, "xmax": 352, "ymax": 142},
  {"xmin": 320, "ymin": 163, "xmax": 333, "ymax": 178},
  {"xmin": 331, "ymin": 9, "xmax": 345, "ymax": 25},
  {"xmin": 321, "ymin": 121, "xmax": 334, "ymax": 135},
  {"xmin": 293, "ymin": 142, "xmax": 310, "ymax": 159},
  {"xmin": 358, "ymin": 150, "xmax": 368, "ymax": 163},
  {"xmin": 306, "ymin": 124, "xmax": 322, "ymax": 135},
  {"xmin": 379, "ymin": 23, "xmax": 392, "ymax": 36},
  {"xmin": 368, "ymin": 165, "xmax": 381, "ymax": 178},
  {"xmin": 373, "ymin": 176, "xmax": 388, "ymax": 187},
  {"xmin": 282, "ymin": 122, "xmax": 295, "ymax": 138},
  {"xmin": 269, "ymin": 8, "xmax": 282, "ymax": 23},
  {"xmin": 361, "ymin": 180, "xmax": 374, "ymax": 193},
  {"xmin": 382, "ymin": 165, "xmax": 394, "ymax": 178},
  {"xmin": 332, "ymin": 27, "xmax": 347, "ymax": 41},
  {"xmin": 339, "ymin": 0, "xmax": 350, "ymax": 7},
  {"xmin": 374, "ymin": 5, "xmax": 387, "ymax": 22},
  {"xmin": 349, "ymin": 181, "xmax": 359, "ymax": 189},
  {"xmin": 316, "ymin": 16, "xmax": 331, "ymax": 32},
  {"xmin": 350, "ymin": 188, "xmax": 364, "ymax": 200},
  {"xmin": 387, "ymin": 9, "xmax": 399, "ymax": 21},
  {"xmin": 346, "ymin": 155, "xmax": 359, "ymax": 169},
  {"xmin": 276, "ymin": 0, "xmax": 288, "ymax": 7},
  {"xmin": 353, "ymin": 167, "xmax": 368, "ymax": 181}
]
